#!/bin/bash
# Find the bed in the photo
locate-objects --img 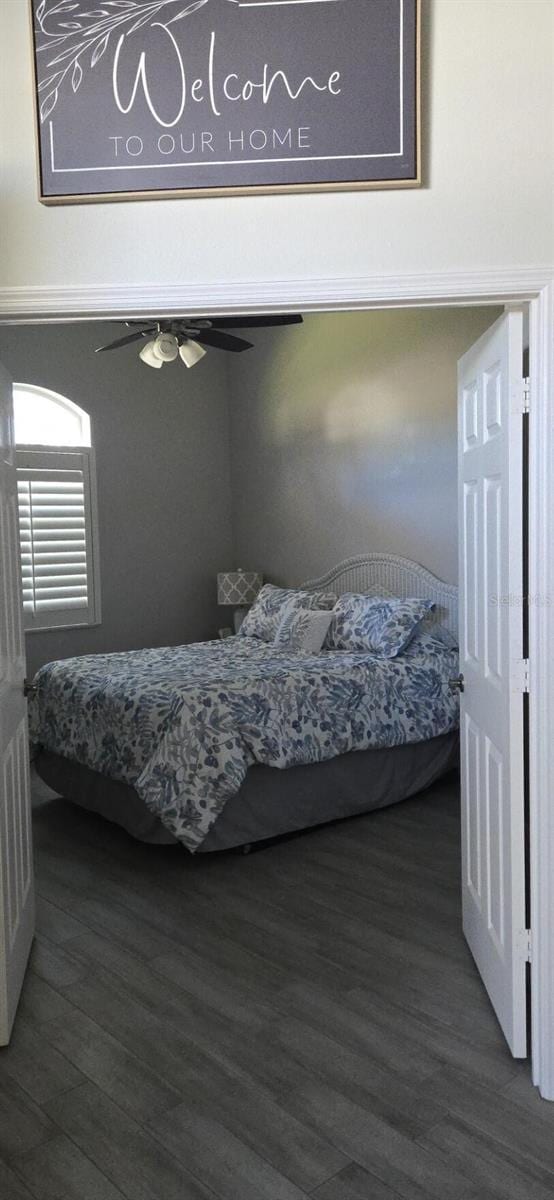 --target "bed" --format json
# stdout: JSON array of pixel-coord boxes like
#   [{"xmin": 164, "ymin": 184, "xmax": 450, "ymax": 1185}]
[{"xmin": 31, "ymin": 553, "xmax": 460, "ymax": 853}]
